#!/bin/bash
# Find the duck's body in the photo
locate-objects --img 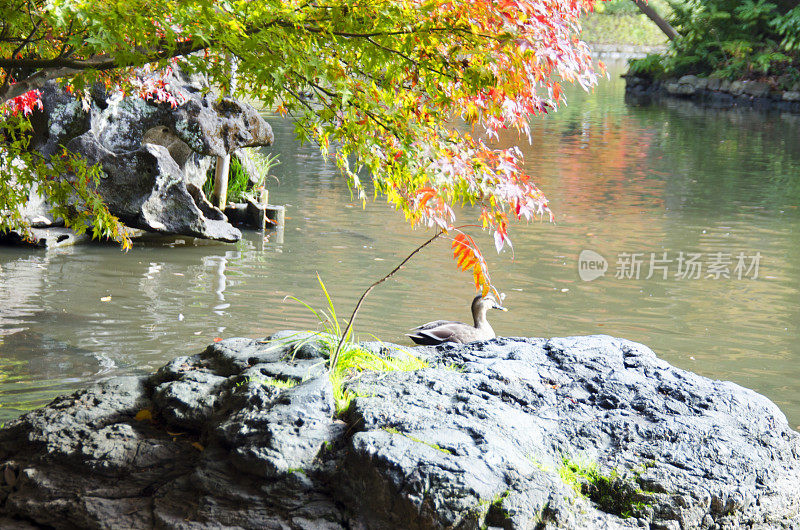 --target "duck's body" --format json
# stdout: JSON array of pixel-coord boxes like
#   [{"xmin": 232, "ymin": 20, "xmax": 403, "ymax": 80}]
[{"xmin": 407, "ymin": 294, "xmax": 507, "ymax": 345}]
